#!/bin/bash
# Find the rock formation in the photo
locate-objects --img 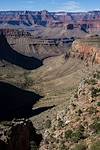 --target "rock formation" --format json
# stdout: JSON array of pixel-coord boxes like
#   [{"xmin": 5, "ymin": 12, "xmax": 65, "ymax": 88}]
[
  {"xmin": 71, "ymin": 35, "xmax": 100, "ymax": 64},
  {"xmin": 0, "ymin": 29, "xmax": 73, "ymax": 59},
  {"xmin": 0, "ymin": 11, "xmax": 100, "ymax": 34},
  {"xmin": 0, "ymin": 119, "xmax": 42, "ymax": 150}
]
